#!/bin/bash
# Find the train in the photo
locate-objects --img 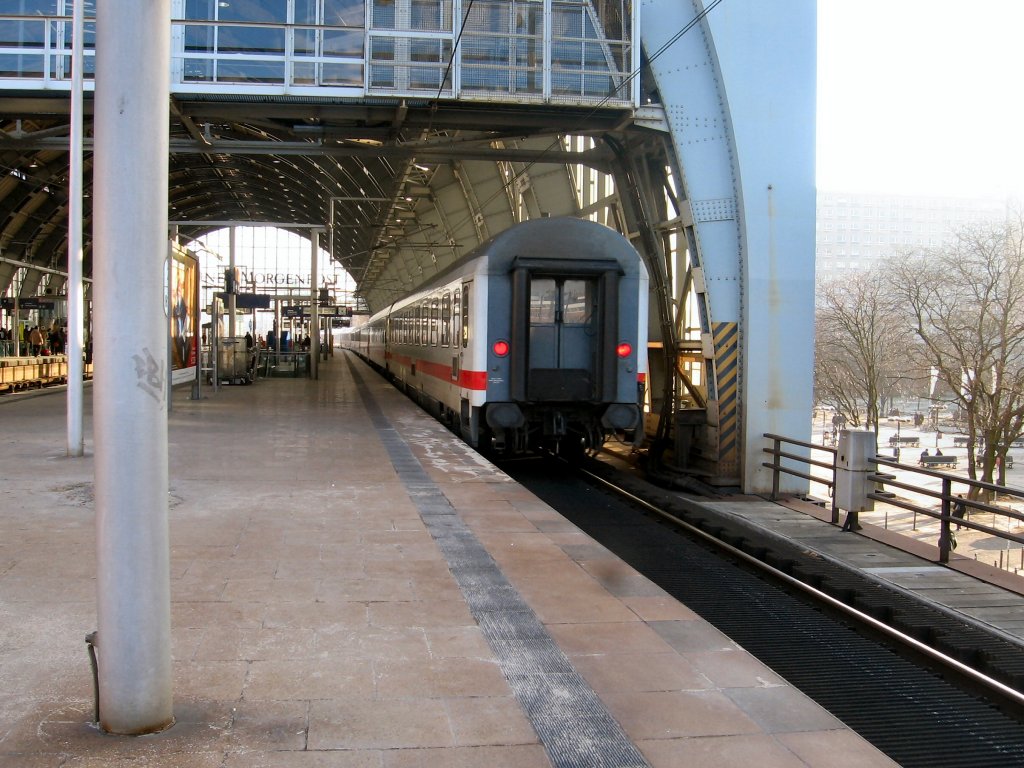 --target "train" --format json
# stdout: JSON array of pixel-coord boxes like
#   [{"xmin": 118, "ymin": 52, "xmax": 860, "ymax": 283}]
[{"xmin": 342, "ymin": 216, "xmax": 648, "ymax": 455}]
